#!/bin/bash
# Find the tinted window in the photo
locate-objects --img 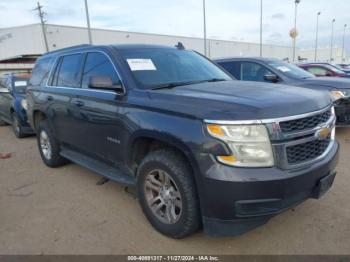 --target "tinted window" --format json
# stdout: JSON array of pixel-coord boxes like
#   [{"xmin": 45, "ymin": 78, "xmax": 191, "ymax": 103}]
[
  {"xmin": 241, "ymin": 62, "xmax": 273, "ymax": 82},
  {"xmin": 218, "ymin": 61, "xmax": 240, "ymax": 79},
  {"xmin": 56, "ymin": 54, "xmax": 84, "ymax": 88},
  {"xmin": 82, "ymin": 52, "xmax": 120, "ymax": 89},
  {"xmin": 121, "ymin": 48, "xmax": 232, "ymax": 89},
  {"xmin": 29, "ymin": 57, "xmax": 53, "ymax": 86}
]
